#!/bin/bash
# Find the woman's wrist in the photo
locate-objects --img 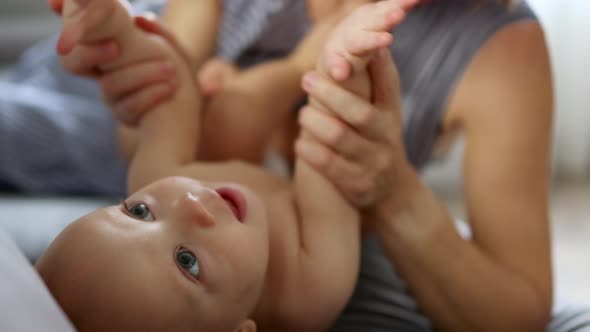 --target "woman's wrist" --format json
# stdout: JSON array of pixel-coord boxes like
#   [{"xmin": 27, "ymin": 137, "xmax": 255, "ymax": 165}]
[{"xmin": 367, "ymin": 160, "xmax": 451, "ymax": 245}]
